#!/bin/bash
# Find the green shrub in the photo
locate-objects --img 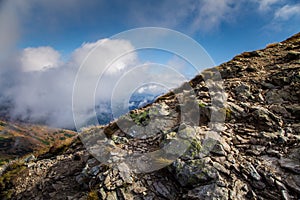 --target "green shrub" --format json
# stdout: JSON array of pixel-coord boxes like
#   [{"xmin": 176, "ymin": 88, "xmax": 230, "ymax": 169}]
[
  {"xmin": 59, "ymin": 136, "xmax": 66, "ymax": 140},
  {"xmin": 130, "ymin": 110, "xmax": 149, "ymax": 125},
  {"xmin": 64, "ymin": 133, "xmax": 74, "ymax": 138}
]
